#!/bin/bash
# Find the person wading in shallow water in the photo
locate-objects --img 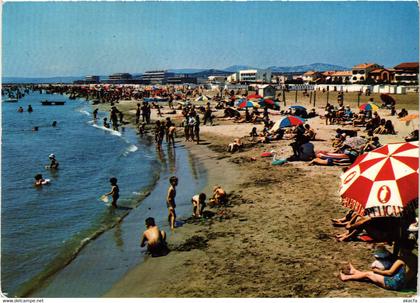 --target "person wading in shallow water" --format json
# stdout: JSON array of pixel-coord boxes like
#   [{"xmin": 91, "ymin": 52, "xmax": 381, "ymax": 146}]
[
  {"xmin": 166, "ymin": 176, "xmax": 178, "ymax": 229},
  {"xmin": 104, "ymin": 177, "xmax": 119, "ymax": 208}
]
